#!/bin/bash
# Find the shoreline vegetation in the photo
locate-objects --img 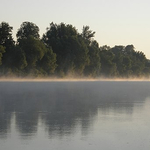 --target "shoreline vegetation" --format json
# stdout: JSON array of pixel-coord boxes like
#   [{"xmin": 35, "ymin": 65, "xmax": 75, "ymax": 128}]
[{"xmin": 0, "ymin": 21, "xmax": 150, "ymax": 79}]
